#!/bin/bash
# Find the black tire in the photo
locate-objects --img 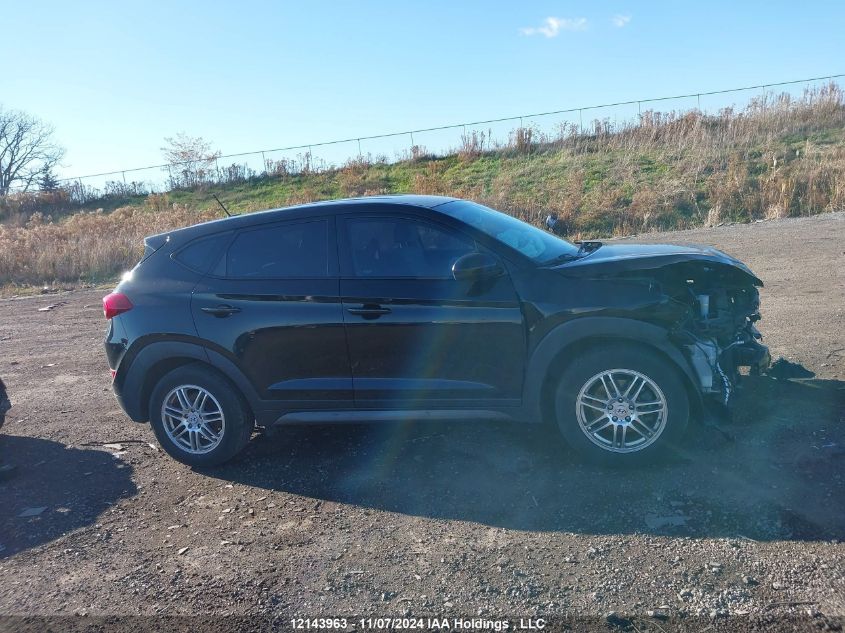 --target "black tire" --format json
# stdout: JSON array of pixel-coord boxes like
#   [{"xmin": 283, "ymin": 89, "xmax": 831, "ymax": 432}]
[
  {"xmin": 554, "ymin": 343, "xmax": 689, "ymax": 466},
  {"xmin": 148, "ymin": 363, "xmax": 253, "ymax": 467}
]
